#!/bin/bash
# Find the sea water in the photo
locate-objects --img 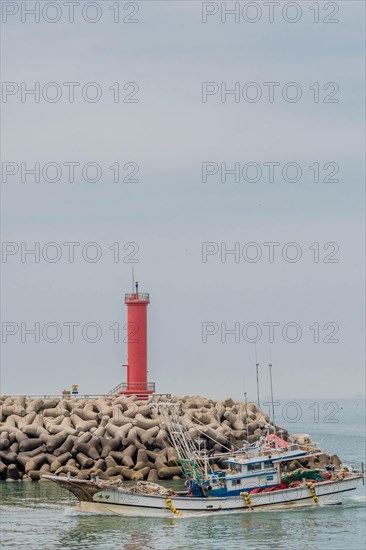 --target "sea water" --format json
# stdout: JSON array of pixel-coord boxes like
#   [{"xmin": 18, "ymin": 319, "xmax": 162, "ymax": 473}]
[{"xmin": 0, "ymin": 398, "xmax": 365, "ymax": 550}]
